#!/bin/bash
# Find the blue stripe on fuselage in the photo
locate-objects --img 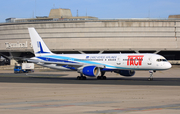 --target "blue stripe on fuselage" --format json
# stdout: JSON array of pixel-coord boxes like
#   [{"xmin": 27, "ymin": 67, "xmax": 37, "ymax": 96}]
[
  {"xmin": 36, "ymin": 55, "xmax": 131, "ymax": 71},
  {"xmin": 37, "ymin": 56, "xmax": 77, "ymax": 64}
]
